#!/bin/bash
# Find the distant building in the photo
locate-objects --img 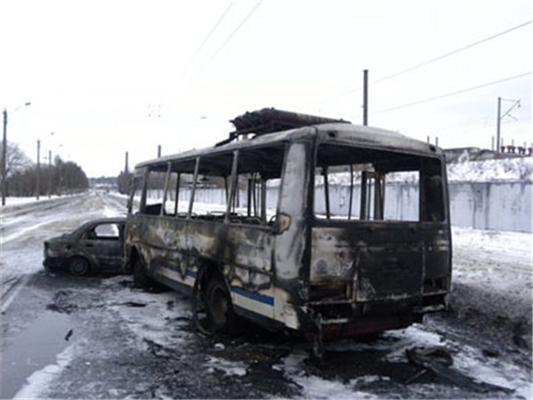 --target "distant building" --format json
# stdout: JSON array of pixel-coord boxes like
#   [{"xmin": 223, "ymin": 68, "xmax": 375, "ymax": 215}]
[
  {"xmin": 89, "ymin": 177, "xmax": 118, "ymax": 191},
  {"xmin": 444, "ymin": 147, "xmax": 530, "ymax": 163}
]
